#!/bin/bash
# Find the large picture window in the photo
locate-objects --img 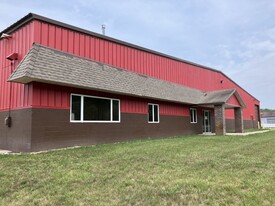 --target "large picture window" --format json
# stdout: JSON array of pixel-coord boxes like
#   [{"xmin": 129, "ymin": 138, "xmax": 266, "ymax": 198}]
[
  {"xmin": 70, "ymin": 94, "xmax": 120, "ymax": 122},
  {"xmin": 190, "ymin": 108, "xmax": 197, "ymax": 123},
  {"xmin": 148, "ymin": 103, "xmax": 159, "ymax": 123}
]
